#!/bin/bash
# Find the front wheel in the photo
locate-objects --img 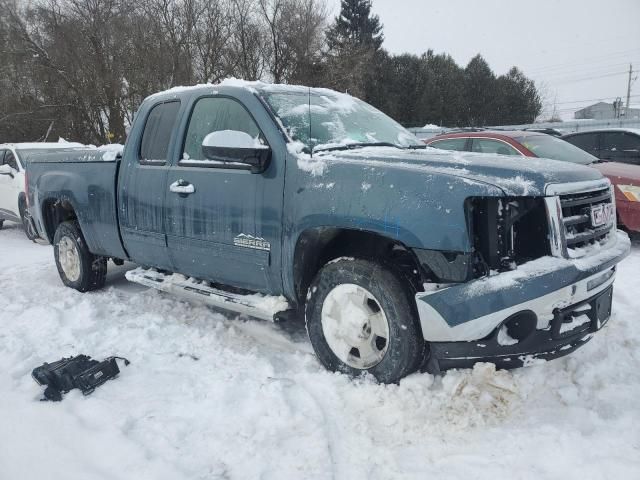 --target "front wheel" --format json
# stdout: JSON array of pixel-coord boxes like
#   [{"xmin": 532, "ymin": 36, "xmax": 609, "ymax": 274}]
[
  {"xmin": 305, "ymin": 258, "xmax": 424, "ymax": 383},
  {"xmin": 0, "ymin": 219, "xmax": 3, "ymax": 229},
  {"xmin": 53, "ymin": 221, "xmax": 107, "ymax": 292}
]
